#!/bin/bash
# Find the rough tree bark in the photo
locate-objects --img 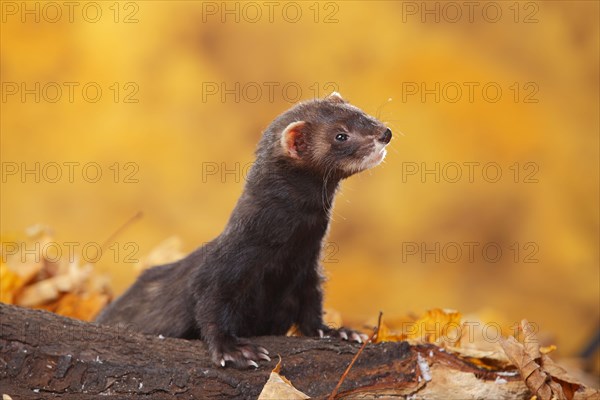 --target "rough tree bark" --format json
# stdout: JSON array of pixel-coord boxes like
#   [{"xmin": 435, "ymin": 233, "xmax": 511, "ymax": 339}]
[{"xmin": 1, "ymin": 304, "xmax": 532, "ymax": 399}]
